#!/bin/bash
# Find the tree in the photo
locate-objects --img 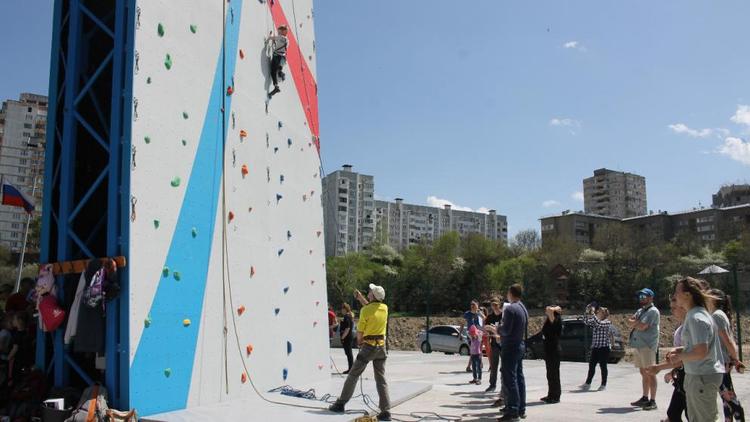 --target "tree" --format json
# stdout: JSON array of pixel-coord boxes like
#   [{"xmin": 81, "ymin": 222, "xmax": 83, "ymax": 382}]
[{"xmin": 511, "ymin": 229, "xmax": 541, "ymax": 254}]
